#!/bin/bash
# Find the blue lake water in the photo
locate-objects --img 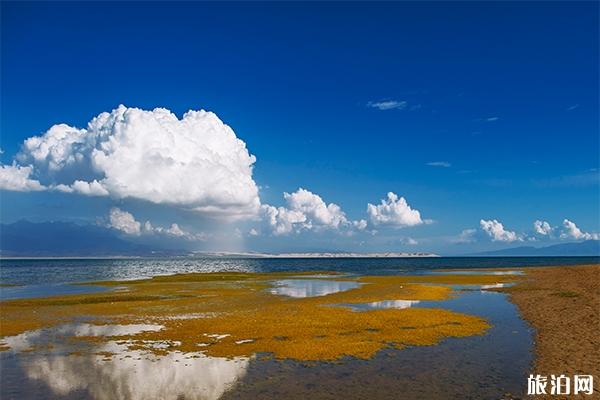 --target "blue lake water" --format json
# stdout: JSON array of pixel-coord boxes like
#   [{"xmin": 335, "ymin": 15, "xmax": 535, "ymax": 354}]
[{"xmin": 0, "ymin": 256, "xmax": 597, "ymax": 287}]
